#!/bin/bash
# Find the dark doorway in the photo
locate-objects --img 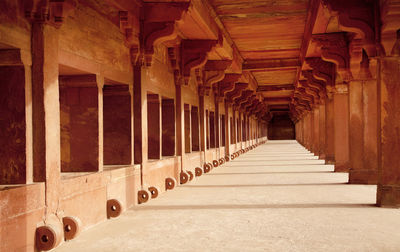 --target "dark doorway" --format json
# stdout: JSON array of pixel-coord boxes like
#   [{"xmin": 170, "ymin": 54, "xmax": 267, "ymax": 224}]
[{"xmin": 268, "ymin": 114, "xmax": 295, "ymax": 140}]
